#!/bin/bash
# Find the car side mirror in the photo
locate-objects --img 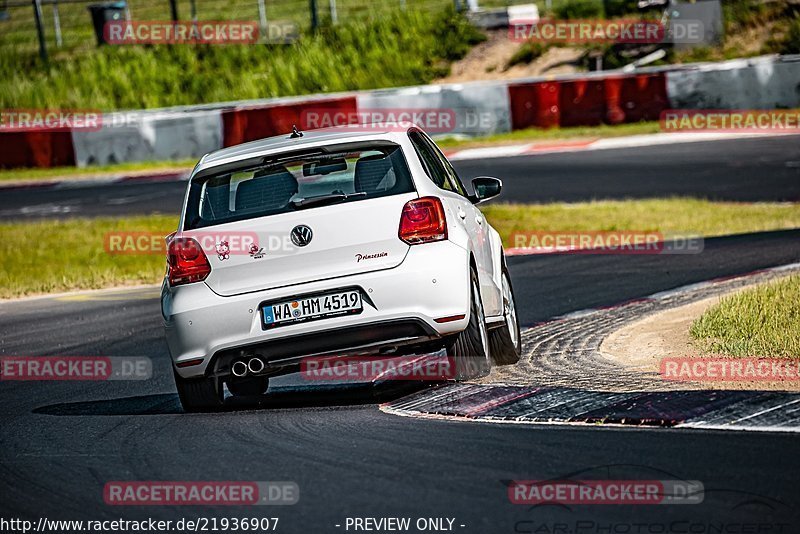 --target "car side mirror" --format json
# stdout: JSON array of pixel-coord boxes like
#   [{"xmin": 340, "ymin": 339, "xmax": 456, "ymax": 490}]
[{"xmin": 470, "ymin": 176, "xmax": 502, "ymax": 203}]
